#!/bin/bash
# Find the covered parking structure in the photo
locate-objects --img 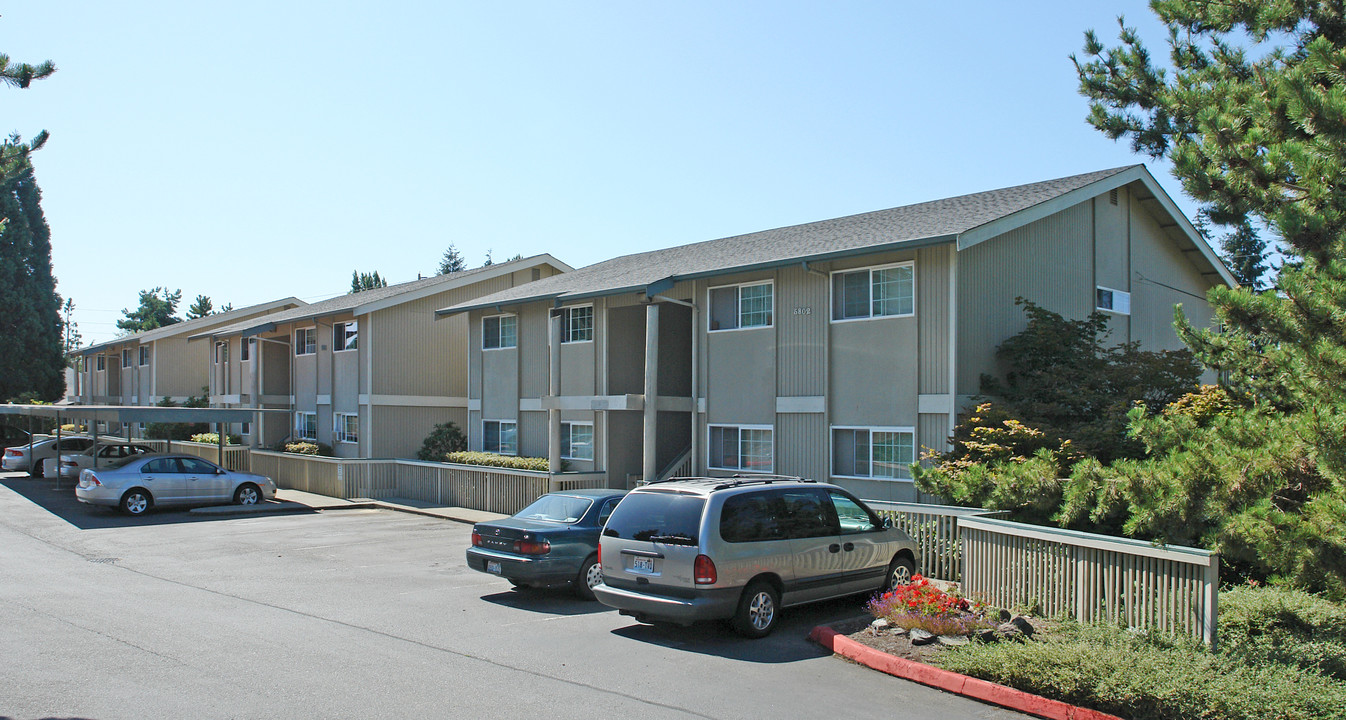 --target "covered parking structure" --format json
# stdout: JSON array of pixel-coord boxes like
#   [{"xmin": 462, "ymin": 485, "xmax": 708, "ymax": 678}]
[{"xmin": 0, "ymin": 405, "xmax": 286, "ymax": 472}]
